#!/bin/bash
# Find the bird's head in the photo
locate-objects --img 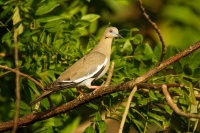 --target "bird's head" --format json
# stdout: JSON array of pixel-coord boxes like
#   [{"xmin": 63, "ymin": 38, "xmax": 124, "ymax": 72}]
[{"xmin": 104, "ymin": 27, "xmax": 123, "ymax": 39}]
